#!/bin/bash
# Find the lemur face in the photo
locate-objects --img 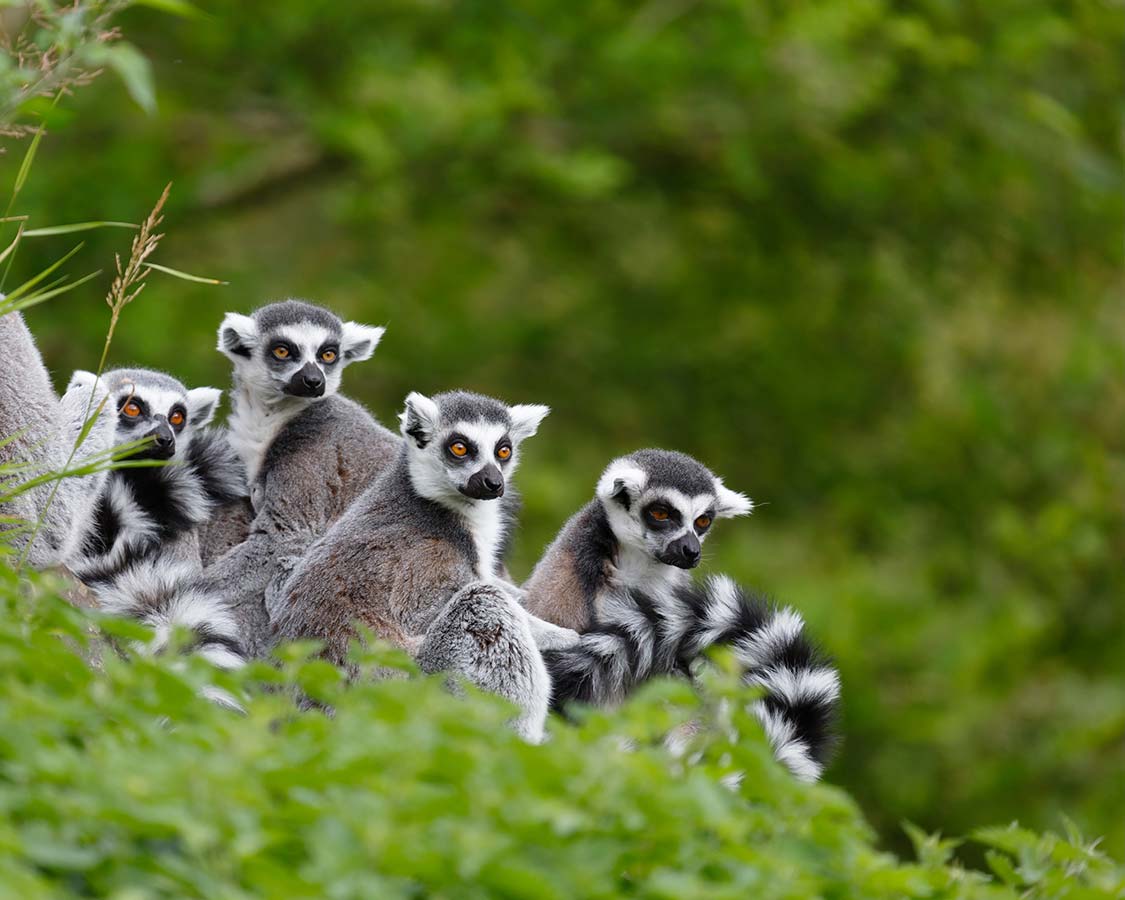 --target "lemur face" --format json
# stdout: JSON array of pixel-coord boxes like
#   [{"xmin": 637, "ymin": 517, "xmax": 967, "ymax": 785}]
[
  {"xmin": 103, "ymin": 369, "xmax": 220, "ymax": 461},
  {"xmin": 399, "ymin": 390, "xmax": 549, "ymax": 504},
  {"xmin": 597, "ymin": 449, "xmax": 753, "ymax": 569},
  {"xmin": 217, "ymin": 300, "xmax": 384, "ymax": 403}
]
